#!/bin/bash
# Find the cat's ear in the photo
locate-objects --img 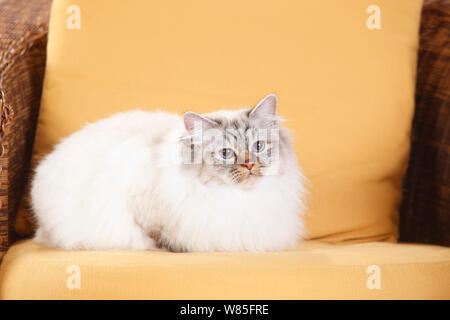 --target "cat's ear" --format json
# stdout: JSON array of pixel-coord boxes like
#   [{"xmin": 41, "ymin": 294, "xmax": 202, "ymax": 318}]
[
  {"xmin": 249, "ymin": 94, "xmax": 278, "ymax": 119},
  {"xmin": 183, "ymin": 112, "xmax": 217, "ymax": 132},
  {"xmin": 249, "ymin": 94, "xmax": 279, "ymax": 128}
]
